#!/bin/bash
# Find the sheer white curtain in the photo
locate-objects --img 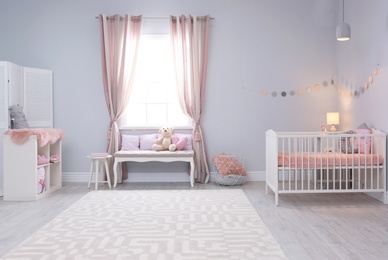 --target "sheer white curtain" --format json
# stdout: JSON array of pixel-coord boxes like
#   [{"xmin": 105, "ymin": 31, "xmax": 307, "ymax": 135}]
[
  {"xmin": 170, "ymin": 15, "xmax": 211, "ymax": 183},
  {"xmin": 99, "ymin": 14, "xmax": 142, "ymax": 183}
]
